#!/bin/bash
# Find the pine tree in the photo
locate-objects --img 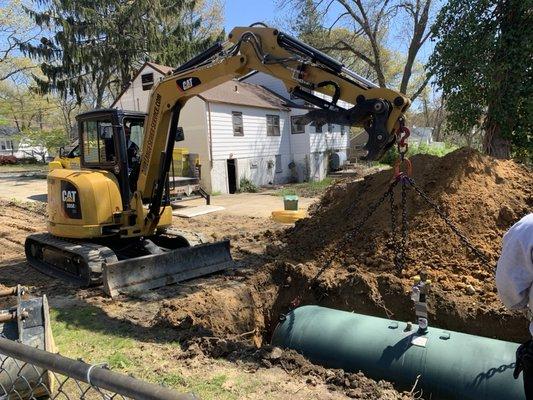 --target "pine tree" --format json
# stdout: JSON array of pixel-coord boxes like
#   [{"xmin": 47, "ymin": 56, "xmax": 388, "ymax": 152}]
[
  {"xmin": 291, "ymin": 0, "xmax": 325, "ymax": 47},
  {"xmin": 21, "ymin": 0, "xmax": 221, "ymax": 107}
]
